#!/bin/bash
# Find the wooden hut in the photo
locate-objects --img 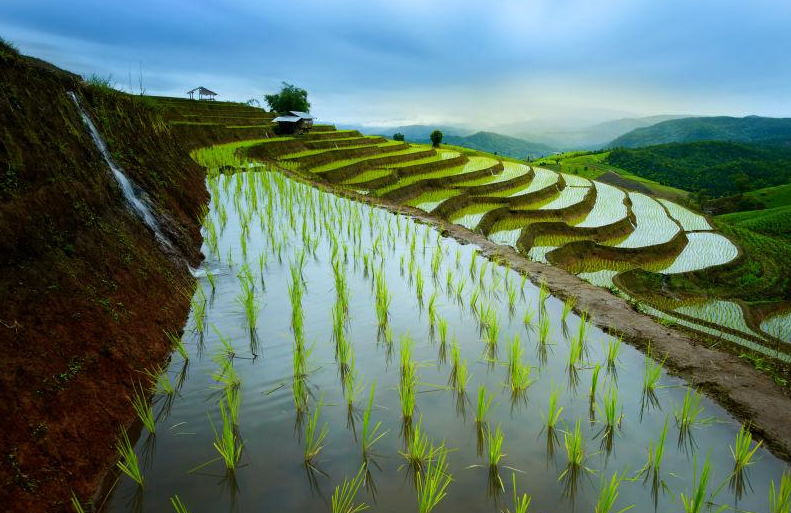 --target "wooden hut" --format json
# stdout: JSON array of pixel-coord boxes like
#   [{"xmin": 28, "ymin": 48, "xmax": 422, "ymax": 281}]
[
  {"xmin": 272, "ymin": 111, "xmax": 314, "ymax": 135},
  {"xmin": 186, "ymin": 87, "xmax": 218, "ymax": 101}
]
